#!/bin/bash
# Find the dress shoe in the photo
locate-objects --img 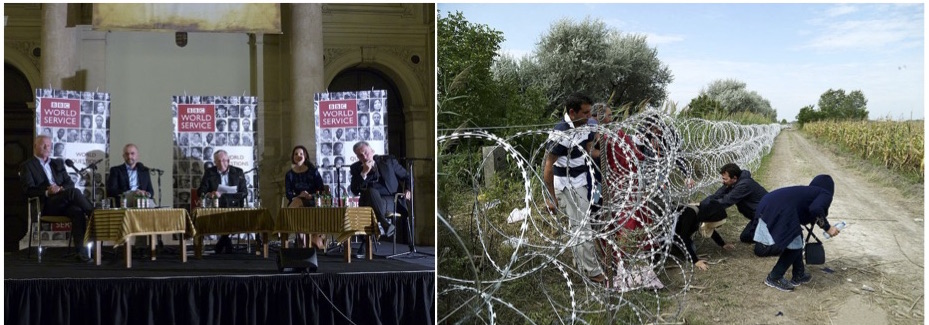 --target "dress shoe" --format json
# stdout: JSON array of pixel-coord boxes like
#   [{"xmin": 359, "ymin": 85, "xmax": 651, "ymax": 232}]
[
  {"xmin": 75, "ymin": 253, "xmax": 93, "ymax": 263},
  {"xmin": 384, "ymin": 224, "xmax": 396, "ymax": 237}
]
